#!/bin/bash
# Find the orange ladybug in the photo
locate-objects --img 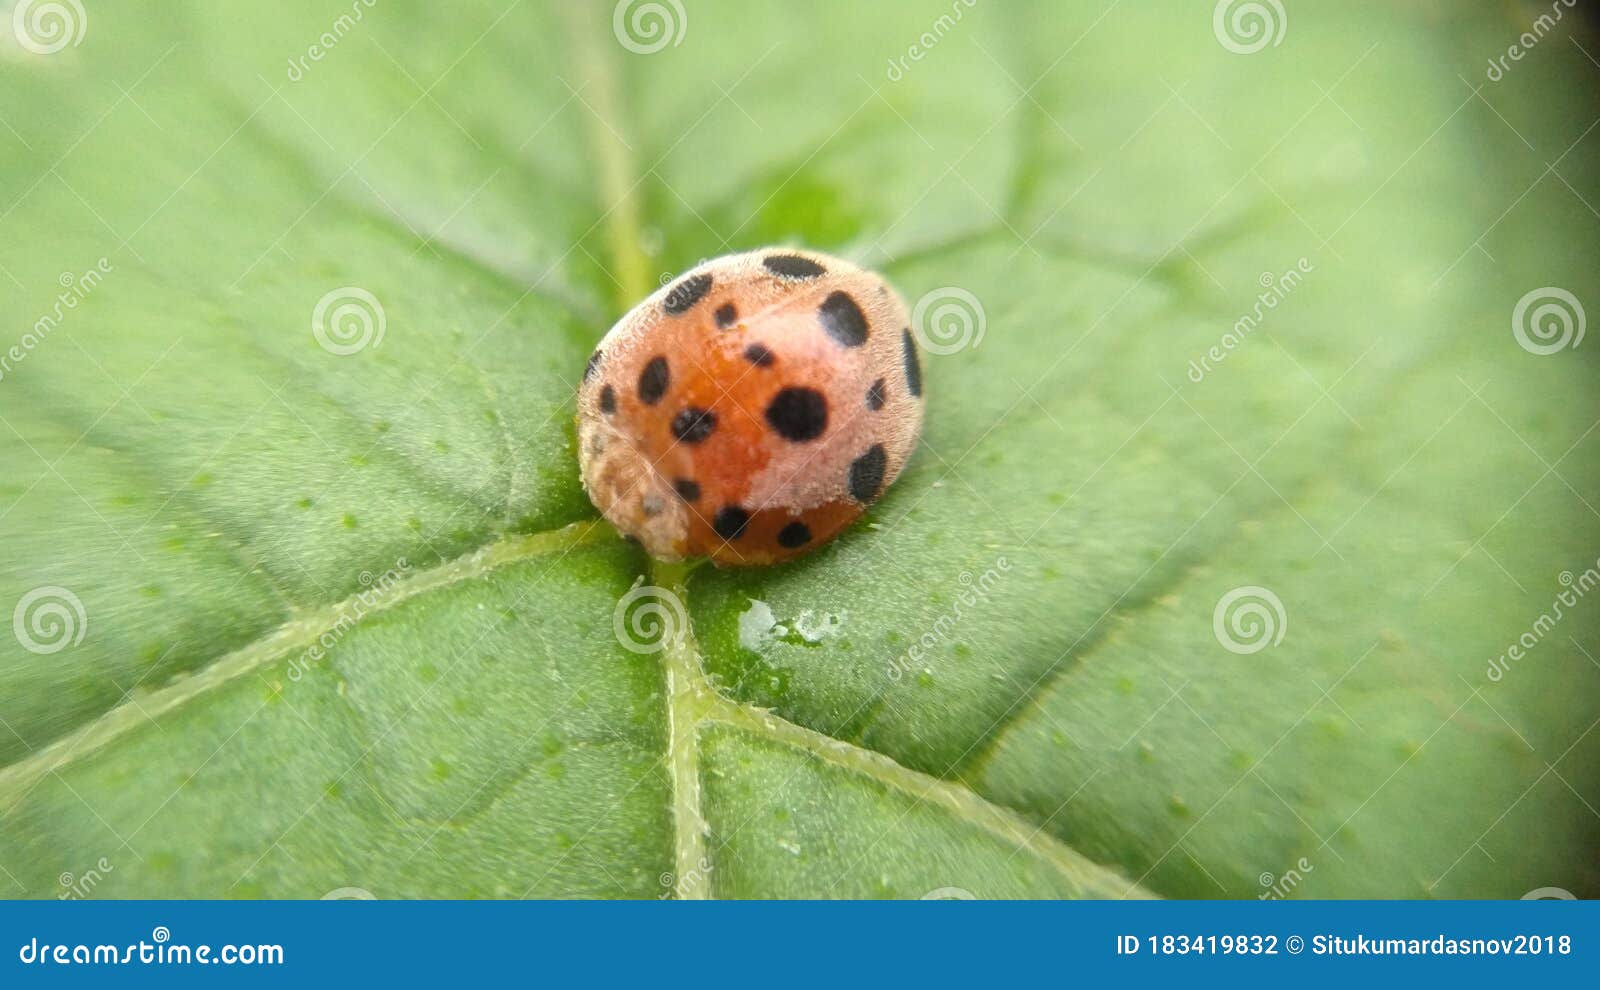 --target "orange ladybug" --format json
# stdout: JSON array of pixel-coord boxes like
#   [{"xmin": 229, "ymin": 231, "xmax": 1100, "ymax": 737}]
[{"xmin": 577, "ymin": 248, "xmax": 924, "ymax": 565}]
